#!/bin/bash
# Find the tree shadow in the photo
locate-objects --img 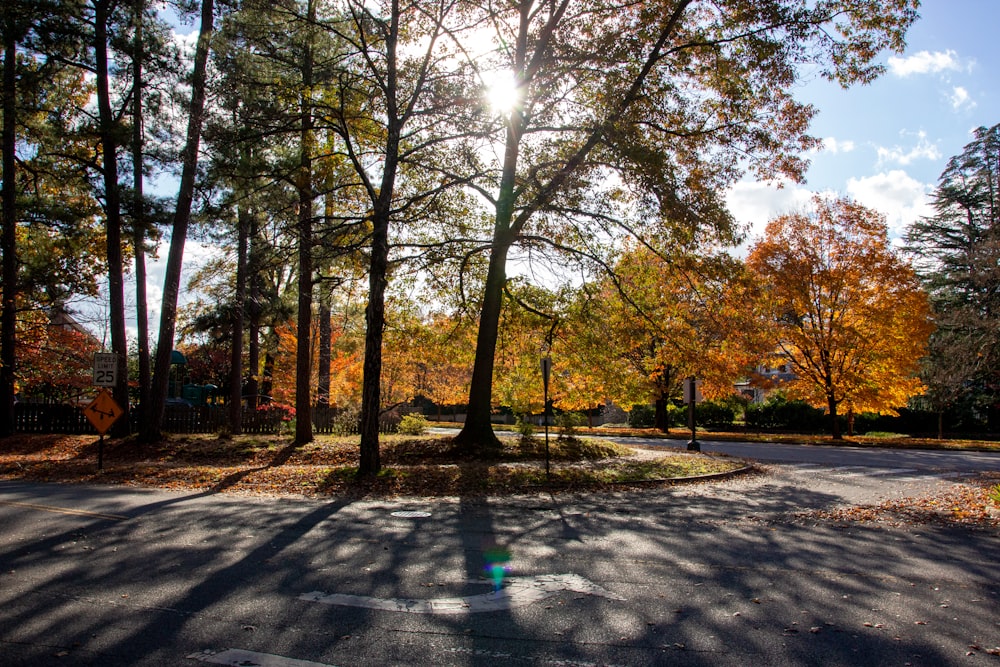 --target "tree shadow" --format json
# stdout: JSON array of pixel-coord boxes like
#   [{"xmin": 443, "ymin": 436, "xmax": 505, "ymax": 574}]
[{"xmin": 2, "ymin": 467, "xmax": 998, "ymax": 665}]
